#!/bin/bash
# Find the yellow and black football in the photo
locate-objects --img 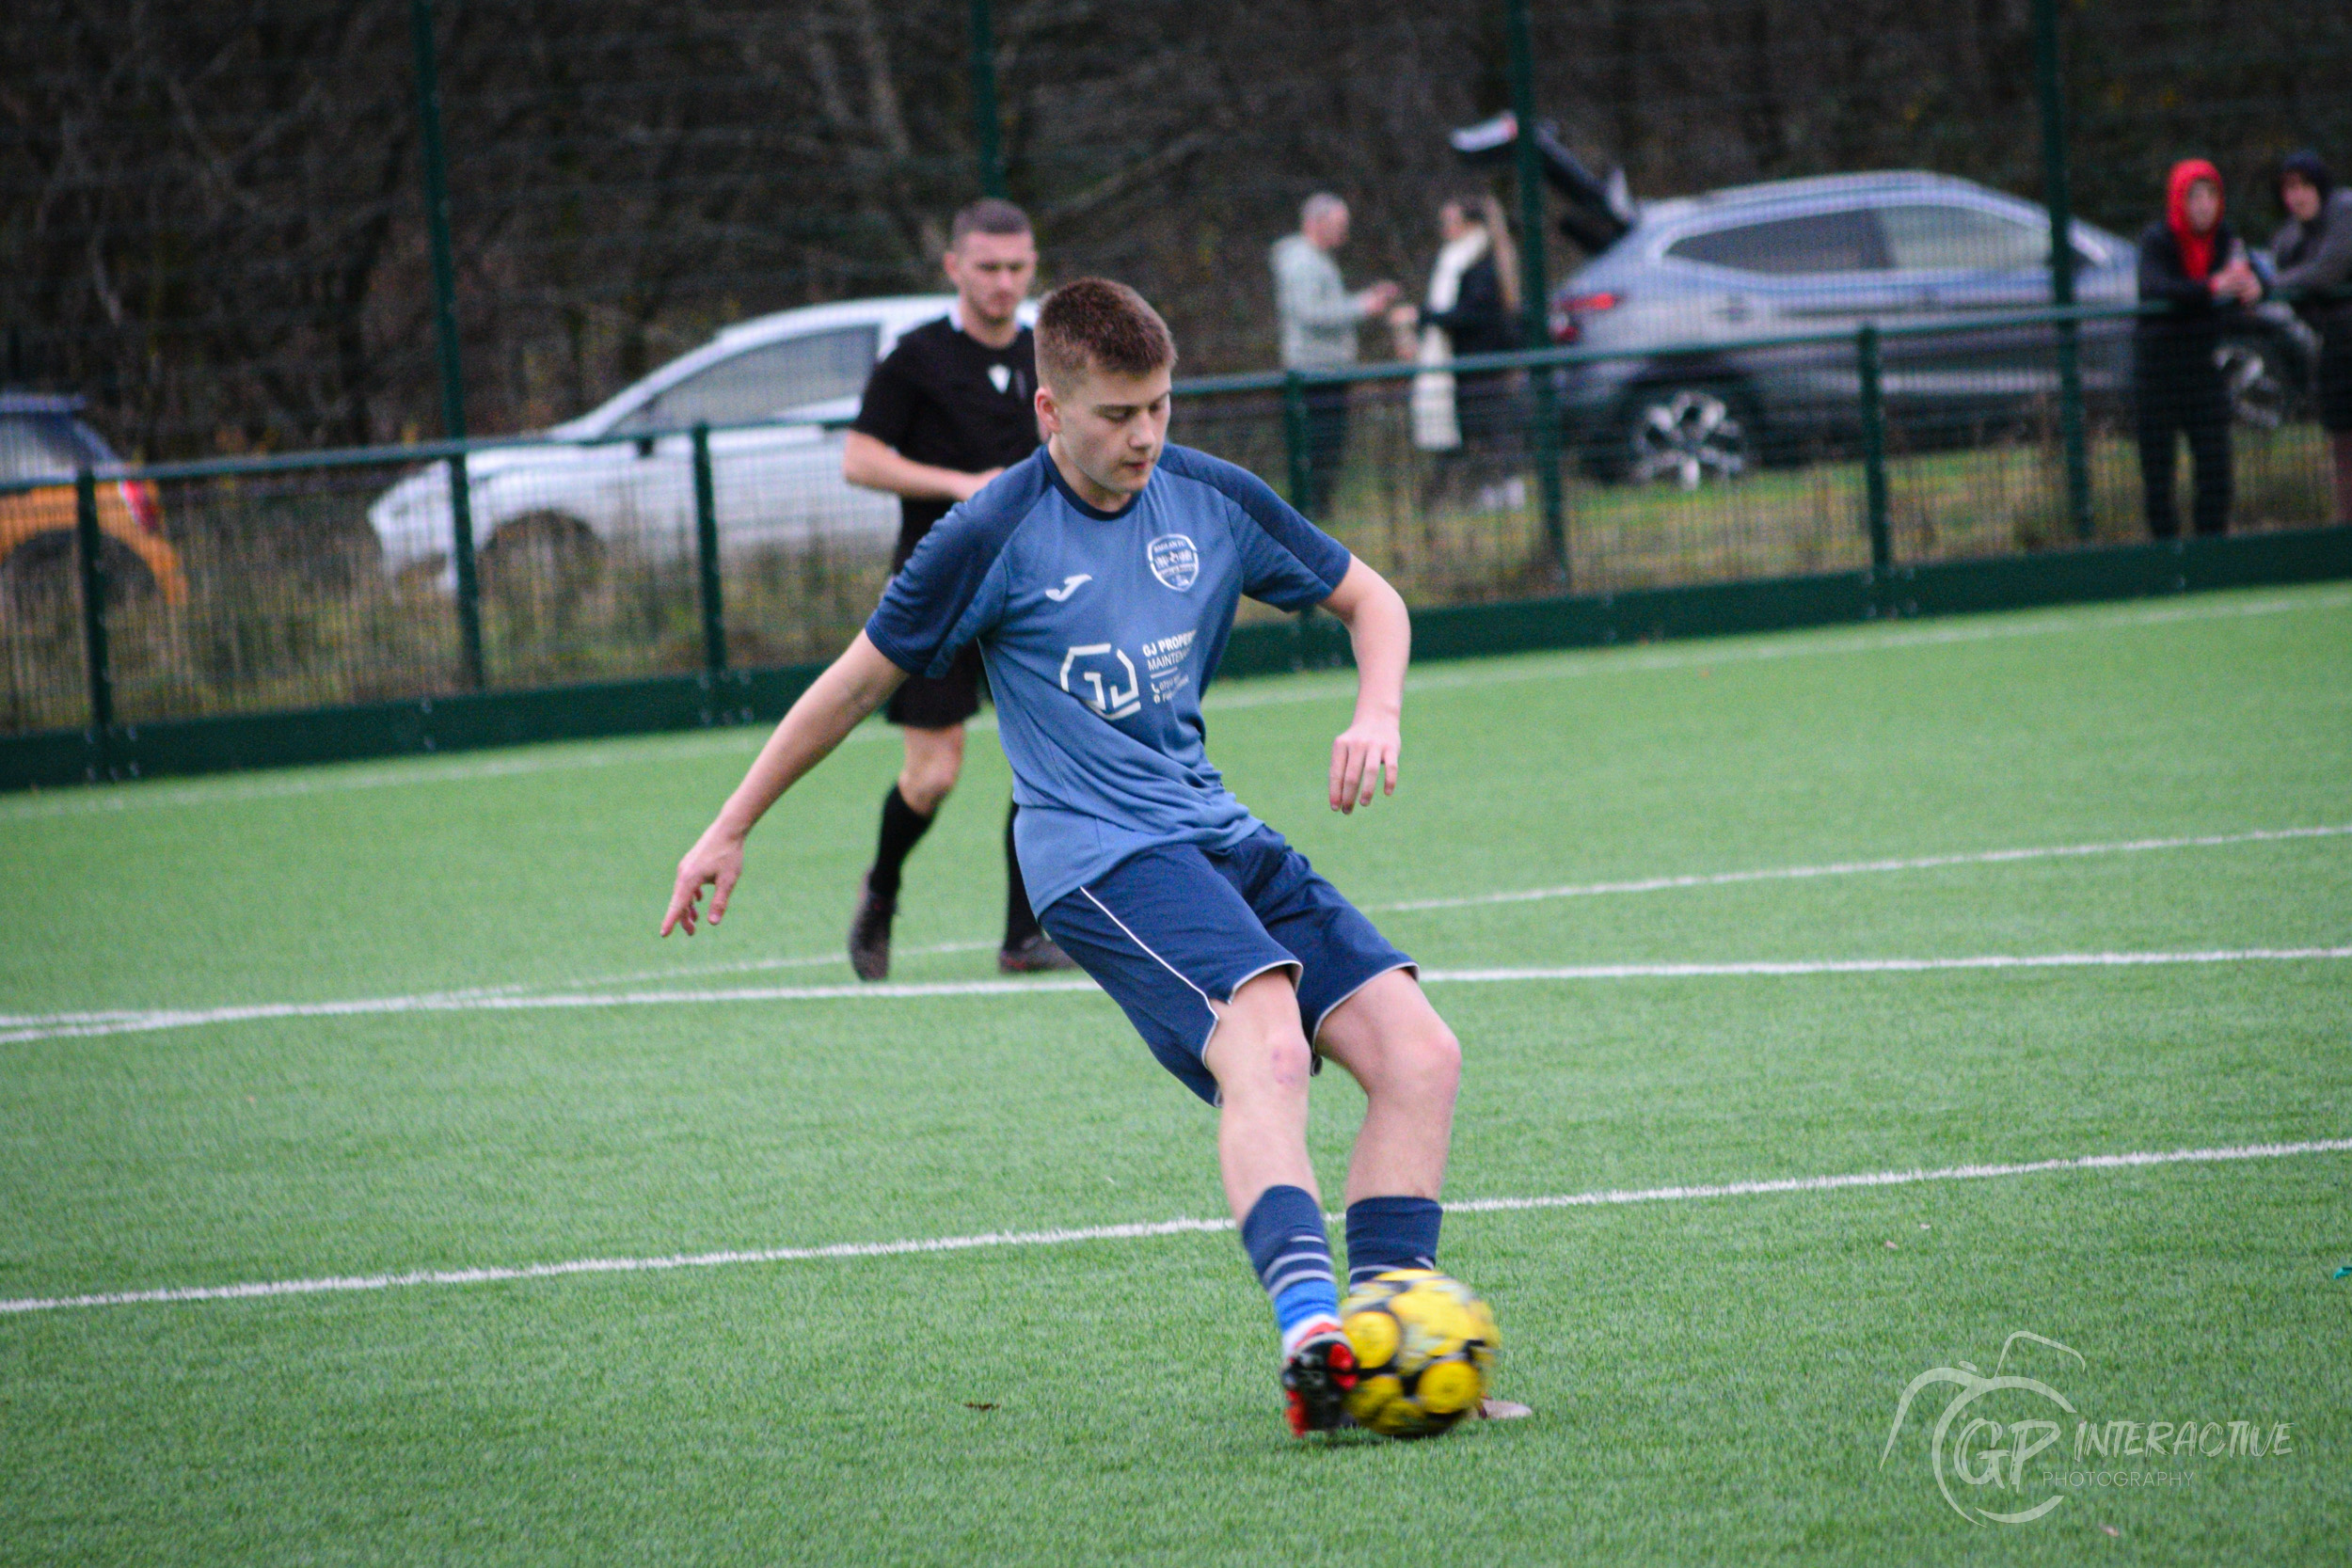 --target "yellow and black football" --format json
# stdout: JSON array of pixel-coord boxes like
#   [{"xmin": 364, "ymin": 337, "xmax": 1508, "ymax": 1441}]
[{"xmin": 1340, "ymin": 1268, "xmax": 1499, "ymax": 1438}]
